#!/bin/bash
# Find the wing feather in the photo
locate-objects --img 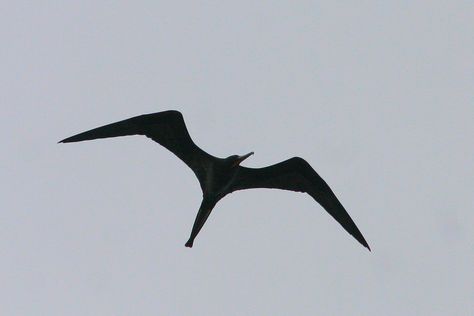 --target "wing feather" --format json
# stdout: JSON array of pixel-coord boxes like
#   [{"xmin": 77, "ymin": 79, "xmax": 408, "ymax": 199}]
[
  {"xmin": 232, "ymin": 157, "xmax": 370, "ymax": 250},
  {"xmin": 59, "ymin": 110, "xmax": 214, "ymax": 186}
]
